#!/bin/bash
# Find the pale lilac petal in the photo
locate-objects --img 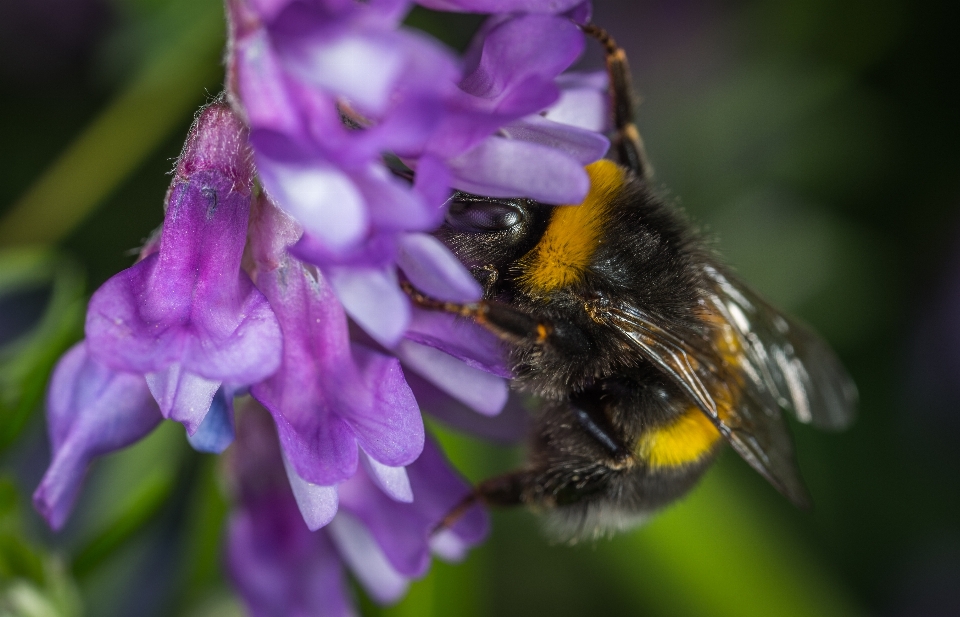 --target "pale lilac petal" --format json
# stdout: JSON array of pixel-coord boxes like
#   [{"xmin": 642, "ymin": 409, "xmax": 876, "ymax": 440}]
[
  {"xmin": 232, "ymin": 29, "xmax": 305, "ymax": 136},
  {"xmin": 360, "ymin": 166, "xmax": 440, "ymax": 232},
  {"xmin": 361, "ymin": 452, "xmax": 413, "ymax": 503},
  {"xmin": 346, "ymin": 345, "xmax": 424, "ymax": 468},
  {"xmin": 85, "ymin": 103, "xmax": 282, "ymax": 391},
  {"xmin": 337, "ymin": 437, "xmax": 488, "ymax": 577},
  {"xmin": 501, "ymin": 115, "xmax": 610, "ymax": 164},
  {"xmin": 448, "ymin": 136, "xmax": 591, "ymax": 204},
  {"xmin": 545, "ymin": 70, "xmax": 609, "ymax": 132},
  {"xmin": 397, "ymin": 233, "xmax": 482, "ymax": 303},
  {"xmin": 404, "ymin": 309, "xmax": 510, "ymax": 377},
  {"xmin": 227, "ymin": 505, "xmax": 353, "ymax": 617},
  {"xmin": 414, "ymin": 0, "xmax": 584, "ymax": 16},
  {"xmin": 226, "ymin": 404, "xmax": 353, "ymax": 617},
  {"xmin": 186, "ymin": 387, "xmax": 236, "ymax": 453},
  {"xmin": 328, "ymin": 513, "xmax": 409, "ymax": 604},
  {"xmin": 406, "ymin": 372, "xmax": 529, "ymax": 442},
  {"xmin": 33, "ymin": 343, "xmax": 161, "ymax": 530},
  {"xmin": 257, "ymin": 156, "xmax": 368, "ymax": 252},
  {"xmin": 291, "ymin": 230, "xmax": 397, "ymax": 269},
  {"xmin": 326, "ymin": 267, "xmax": 410, "ymax": 348},
  {"xmin": 250, "ymin": 212, "xmax": 422, "ymax": 486},
  {"xmin": 429, "ymin": 529, "xmax": 469, "ymax": 562},
  {"xmin": 459, "ymin": 15, "xmax": 583, "ymax": 105},
  {"xmin": 277, "ymin": 31, "xmax": 406, "ymax": 115},
  {"xmin": 394, "ymin": 340, "xmax": 508, "ymax": 416},
  {"xmin": 145, "ymin": 365, "xmax": 221, "ymax": 433},
  {"xmin": 282, "ymin": 452, "xmax": 340, "ymax": 531}
]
